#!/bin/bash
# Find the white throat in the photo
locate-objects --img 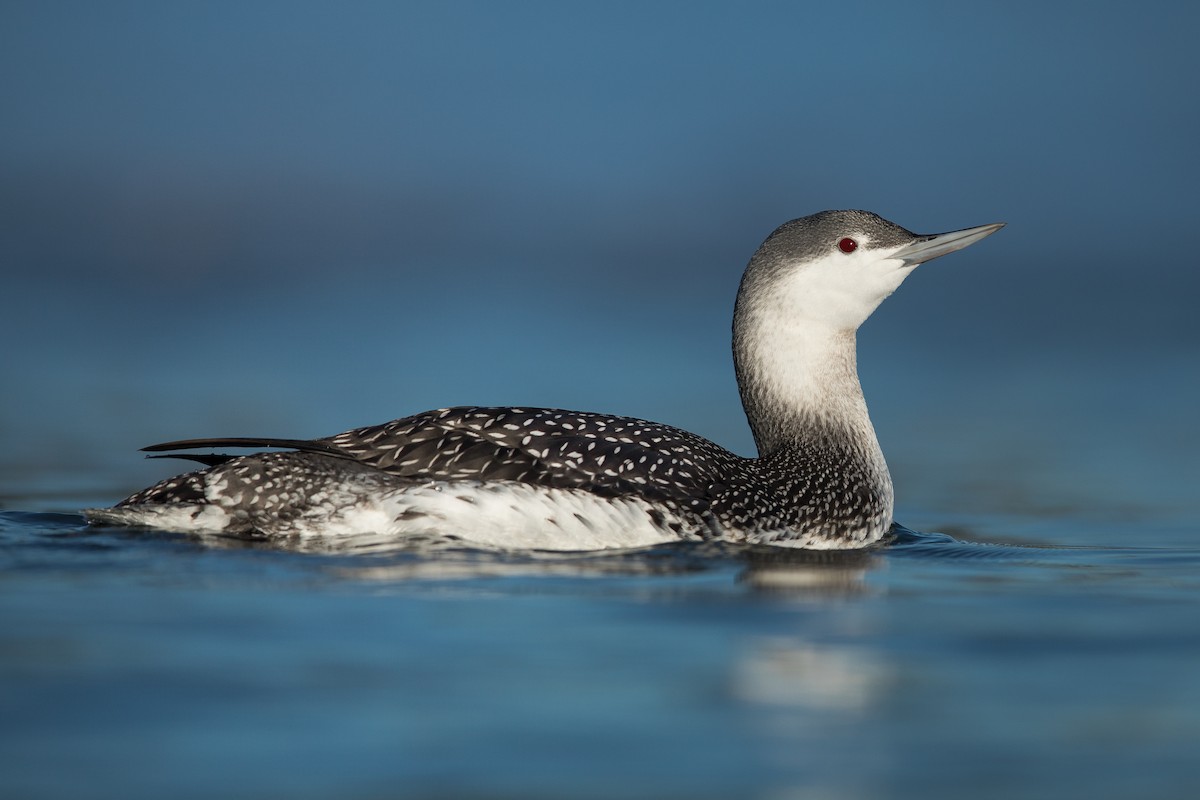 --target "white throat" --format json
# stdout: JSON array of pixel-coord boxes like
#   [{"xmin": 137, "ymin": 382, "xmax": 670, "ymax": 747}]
[{"xmin": 734, "ymin": 309, "xmax": 880, "ymax": 456}]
